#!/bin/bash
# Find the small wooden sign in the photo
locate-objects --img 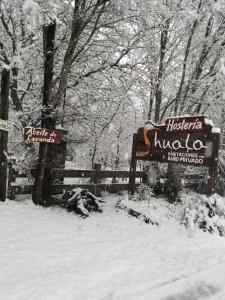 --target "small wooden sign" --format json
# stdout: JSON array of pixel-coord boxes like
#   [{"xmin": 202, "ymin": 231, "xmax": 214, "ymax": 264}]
[
  {"xmin": 24, "ymin": 127, "xmax": 62, "ymax": 144},
  {"xmin": 0, "ymin": 119, "xmax": 12, "ymax": 132}
]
